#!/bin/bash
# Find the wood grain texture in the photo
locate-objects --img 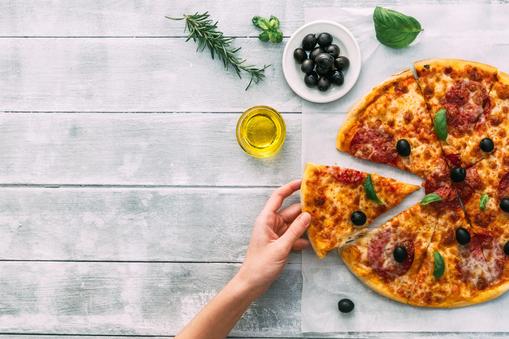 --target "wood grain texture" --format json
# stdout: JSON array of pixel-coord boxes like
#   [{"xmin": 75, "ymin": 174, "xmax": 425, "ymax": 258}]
[
  {"xmin": 0, "ymin": 187, "xmax": 300, "ymax": 263},
  {"xmin": 0, "ymin": 0, "xmax": 303, "ymax": 37},
  {"xmin": 0, "ymin": 113, "xmax": 300, "ymax": 186},
  {"xmin": 0, "ymin": 39, "xmax": 299, "ymax": 113},
  {"xmin": 0, "ymin": 262, "xmax": 301, "ymax": 337}
]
